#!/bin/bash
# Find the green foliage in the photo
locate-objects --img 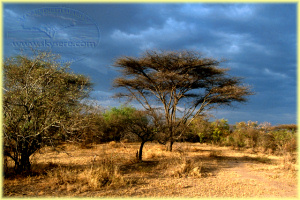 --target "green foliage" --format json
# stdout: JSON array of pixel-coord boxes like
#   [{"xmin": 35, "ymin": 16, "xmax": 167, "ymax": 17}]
[
  {"xmin": 222, "ymin": 120, "xmax": 297, "ymax": 154},
  {"xmin": 191, "ymin": 118, "xmax": 296, "ymax": 155},
  {"xmin": 227, "ymin": 121, "xmax": 260, "ymax": 148},
  {"xmin": 102, "ymin": 105, "xmax": 137, "ymax": 141},
  {"xmin": 190, "ymin": 117, "xmax": 230, "ymax": 144},
  {"xmin": 190, "ymin": 116, "xmax": 212, "ymax": 143},
  {"xmin": 272, "ymin": 129, "xmax": 297, "ymax": 153},
  {"xmin": 103, "ymin": 105, "xmax": 136, "ymax": 122},
  {"xmin": 210, "ymin": 119, "xmax": 230, "ymax": 144}
]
